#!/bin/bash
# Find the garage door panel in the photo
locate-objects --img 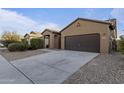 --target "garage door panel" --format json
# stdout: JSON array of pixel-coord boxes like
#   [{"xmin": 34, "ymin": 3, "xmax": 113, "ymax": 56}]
[{"xmin": 65, "ymin": 34, "xmax": 100, "ymax": 52}]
